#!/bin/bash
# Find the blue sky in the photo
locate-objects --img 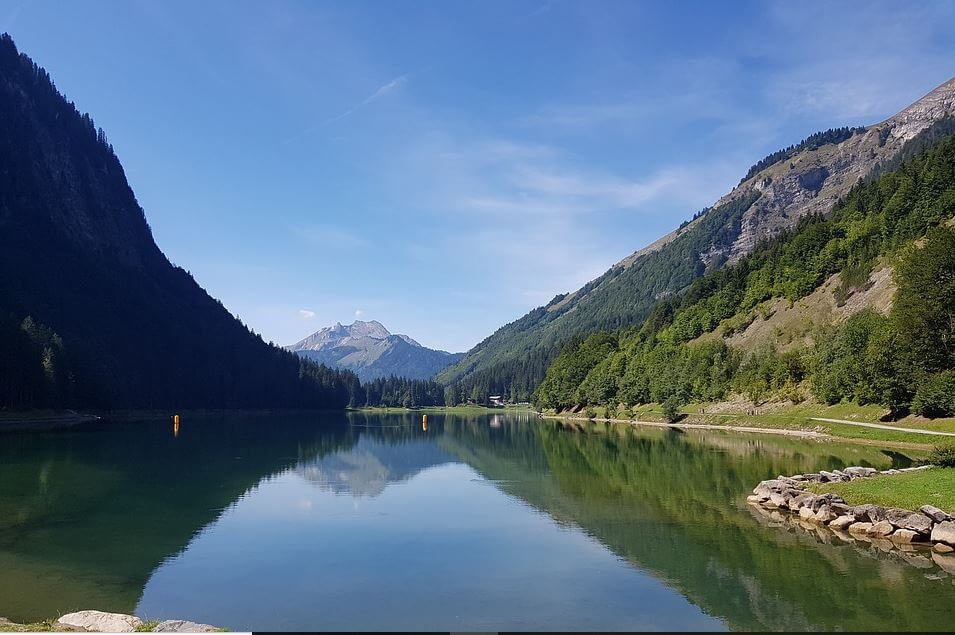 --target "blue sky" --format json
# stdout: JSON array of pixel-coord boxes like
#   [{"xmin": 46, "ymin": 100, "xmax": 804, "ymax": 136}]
[{"xmin": 3, "ymin": 1, "xmax": 954, "ymax": 352}]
